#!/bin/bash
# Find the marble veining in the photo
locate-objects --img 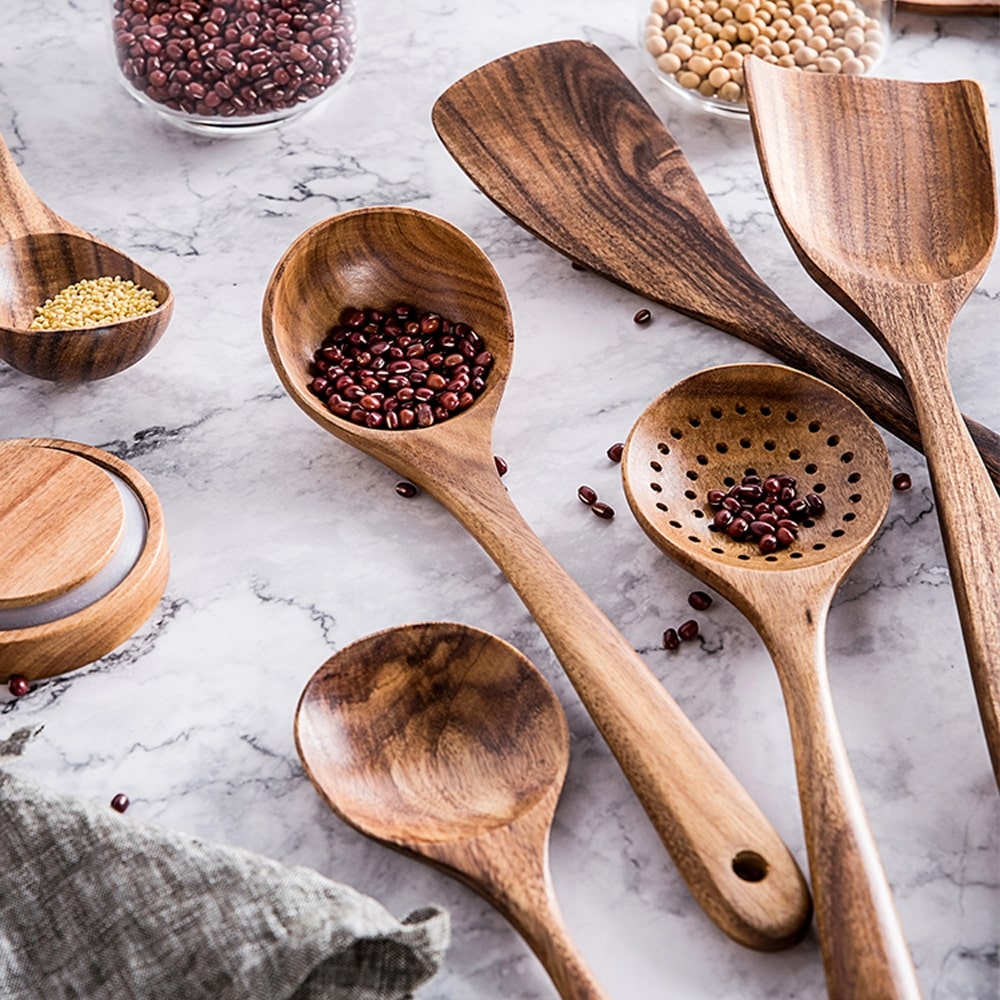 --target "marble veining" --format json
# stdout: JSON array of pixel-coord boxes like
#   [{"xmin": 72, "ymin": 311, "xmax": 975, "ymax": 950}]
[{"xmin": 1, "ymin": 1, "xmax": 998, "ymax": 997}]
